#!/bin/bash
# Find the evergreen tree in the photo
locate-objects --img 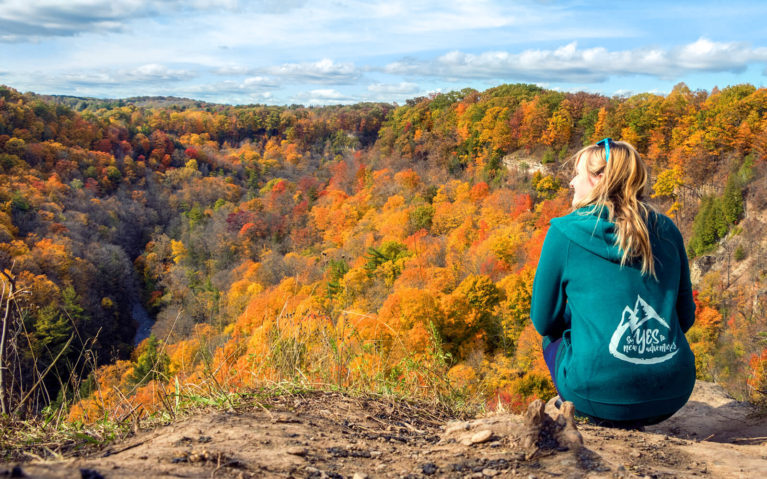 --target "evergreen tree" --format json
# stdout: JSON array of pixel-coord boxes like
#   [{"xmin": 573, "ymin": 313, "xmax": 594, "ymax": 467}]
[
  {"xmin": 326, "ymin": 259, "xmax": 349, "ymax": 298},
  {"xmin": 721, "ymin": 173, "xmax": 745, "ymax": 225},
  {"xmin": 689, "ymin": 196, "xmax": 725, "ymax": 257}
]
